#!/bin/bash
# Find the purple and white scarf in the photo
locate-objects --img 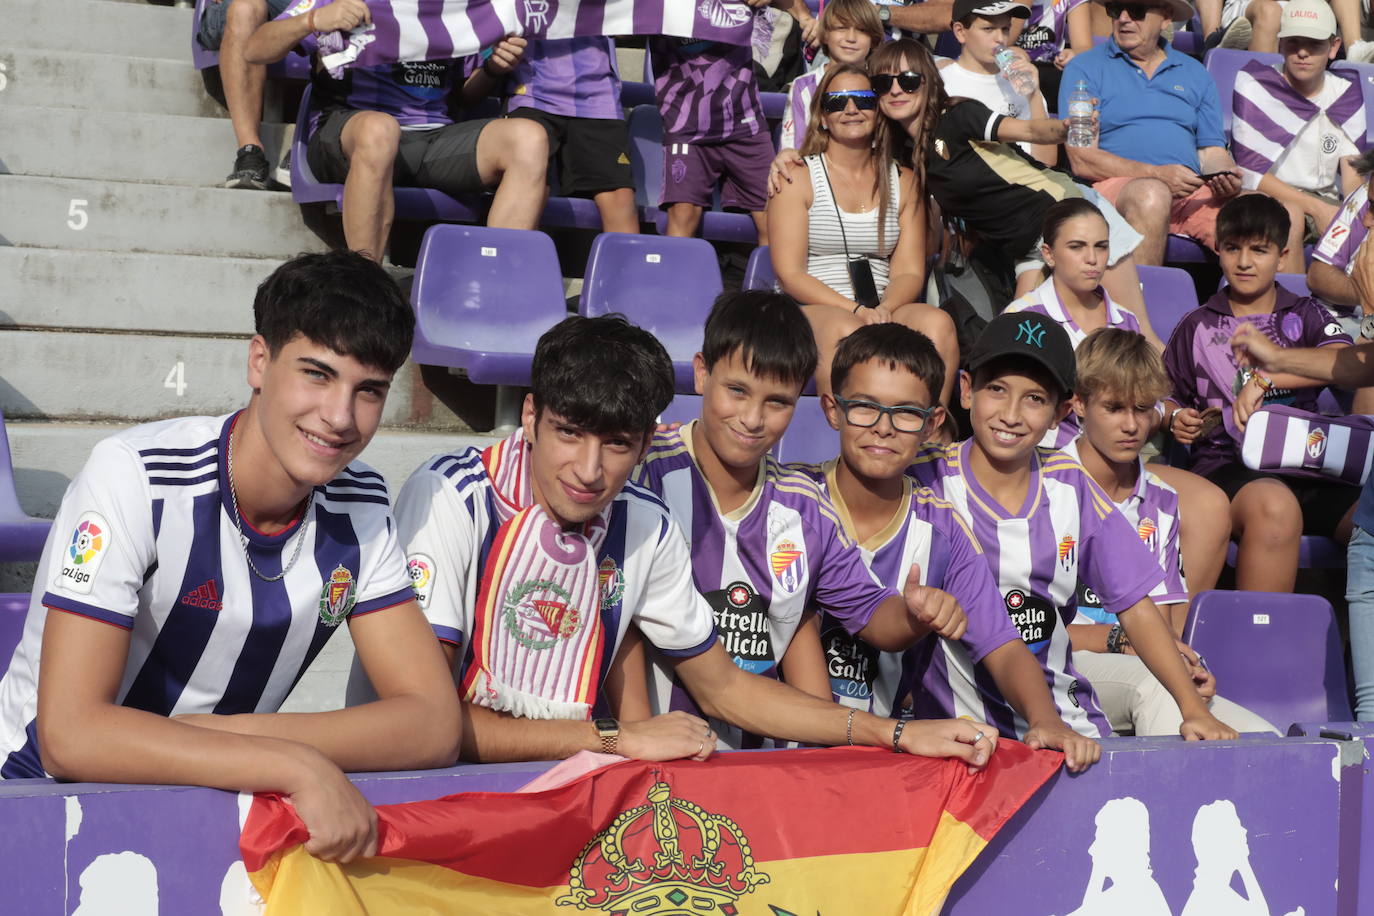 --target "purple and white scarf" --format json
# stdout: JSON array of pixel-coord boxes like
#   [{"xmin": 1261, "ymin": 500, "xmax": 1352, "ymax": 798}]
[{"xmin": 1232, "ymin": 60, "xmax": 1365, "ymax": 190}]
